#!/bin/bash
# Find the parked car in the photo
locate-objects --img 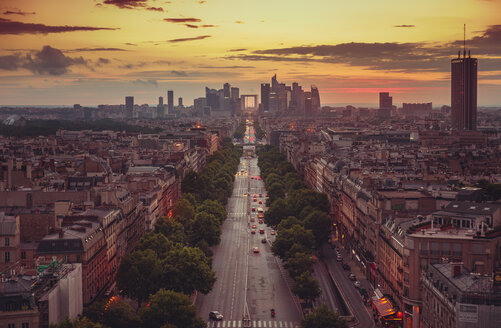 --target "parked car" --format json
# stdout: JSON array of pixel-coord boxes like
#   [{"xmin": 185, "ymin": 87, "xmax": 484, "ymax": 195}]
[
  {"xmin": 261, "ymin": 238, "xmax": 267, "ymax": 244},
  {"xmin": 349, "ymin": 273, "xmax": 356, "ymax": 281},
  {"xmin": 354, "ymin": 281, "xmax": 361, "ymax": 288},
  {"xmin": 342, "ymin": 263, "xmax": 351, "ymax": 271},
  {"xmin": 336, "ymin": 255, "xmax": 343, "ymax": 262}
]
